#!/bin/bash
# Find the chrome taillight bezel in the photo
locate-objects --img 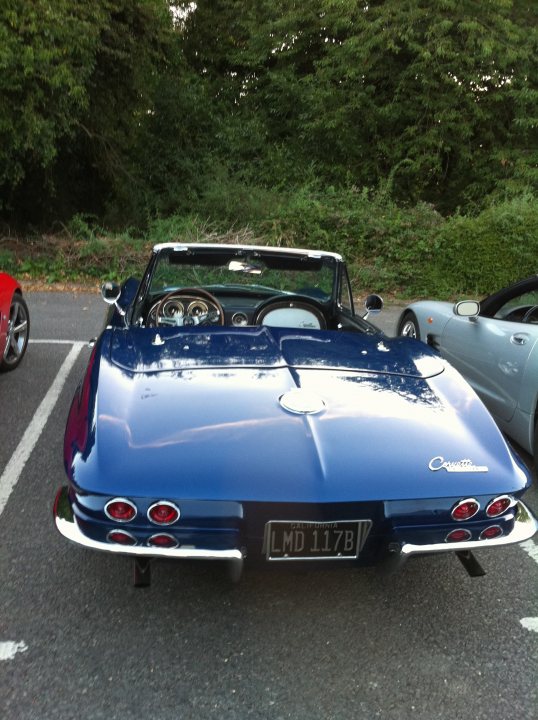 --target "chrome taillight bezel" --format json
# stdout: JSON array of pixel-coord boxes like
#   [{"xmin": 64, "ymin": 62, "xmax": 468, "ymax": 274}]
[
  {"xmin": 445, "ymin": 528, "xmax": 472, "ymax": 543},
  {"xmin": 147, "ymin": 501, "xmax": 181, "ymax": 526},
  {"xmin": 104, "ymin": 497, "xmax": 138, "ymax": 523},
  {"xmin": 451, "ymin": 498, "xmax": 480, "ymax": 522},
  {"xmin": 485, "ymin": 495, "xmax": 513, "ymax": 518},
  {"xmin": 147, "ymin": 533, "xmax": 179, "ymax": 548},
  {"xmin": 479, "ymin": 525, "xmax": 503, "ymax": 540},
  {"xmin": 107, "ymin": 529, "xmax": 137, "ymax": 545}
]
